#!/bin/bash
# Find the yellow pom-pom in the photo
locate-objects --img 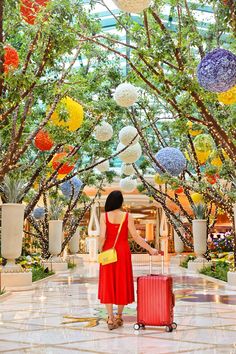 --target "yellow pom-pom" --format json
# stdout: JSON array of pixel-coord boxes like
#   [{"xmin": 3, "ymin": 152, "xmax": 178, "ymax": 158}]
[
  {"xmin": 218, "ymin": 85, "xmax": 236, "ymax": 105},
  {"xmin": 196, "ymin": 150, "xmax": 211, "ymax": 164},
  {"xmin": 154, "ymin": 174, "xmax": 165, "ymax": 185},
  {"xmin": 191, "ymin": 193, "xmax": 204, "ymax": 204},
  {"xmin": 187, "ymin": 121, "xmax": 202, "ymax": 136},
  {"xmin": 51, "ymin": 97, "xmax": 84, "ymax": 131}
]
